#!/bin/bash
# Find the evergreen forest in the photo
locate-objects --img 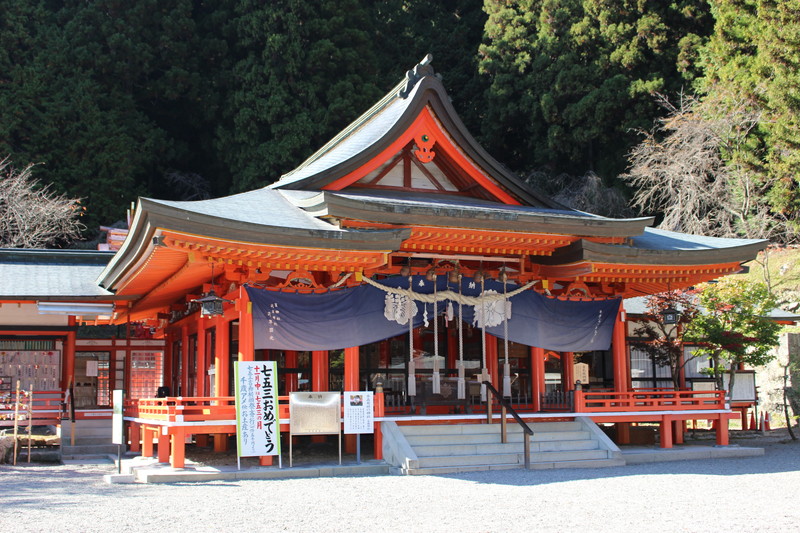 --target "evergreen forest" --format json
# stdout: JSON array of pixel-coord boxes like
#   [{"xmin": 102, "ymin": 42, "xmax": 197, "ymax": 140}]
[{"xmin": 2, "ymin": 1, "xmax": 799, "ymax": 244}]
